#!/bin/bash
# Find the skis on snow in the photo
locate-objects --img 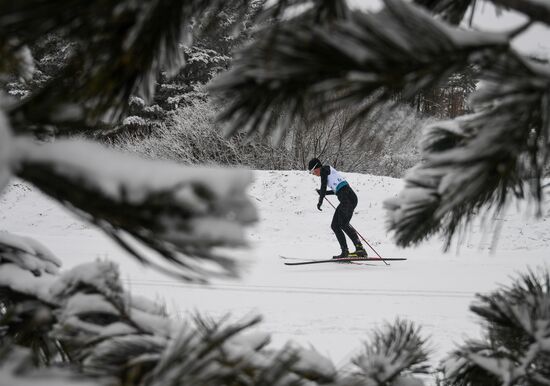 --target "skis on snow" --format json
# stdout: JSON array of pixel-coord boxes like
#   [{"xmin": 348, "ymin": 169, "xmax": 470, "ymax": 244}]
[{"xmin": 281, "ymin": 256, "xmax": 407, "ymax": 266}]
